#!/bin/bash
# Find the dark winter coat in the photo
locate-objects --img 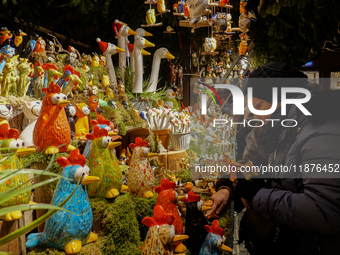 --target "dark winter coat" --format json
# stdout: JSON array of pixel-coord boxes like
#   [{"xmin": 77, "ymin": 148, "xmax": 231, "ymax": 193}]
[{"xmin": 217, "ymin": 90, "xmax": 340, "ymax": 255}]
